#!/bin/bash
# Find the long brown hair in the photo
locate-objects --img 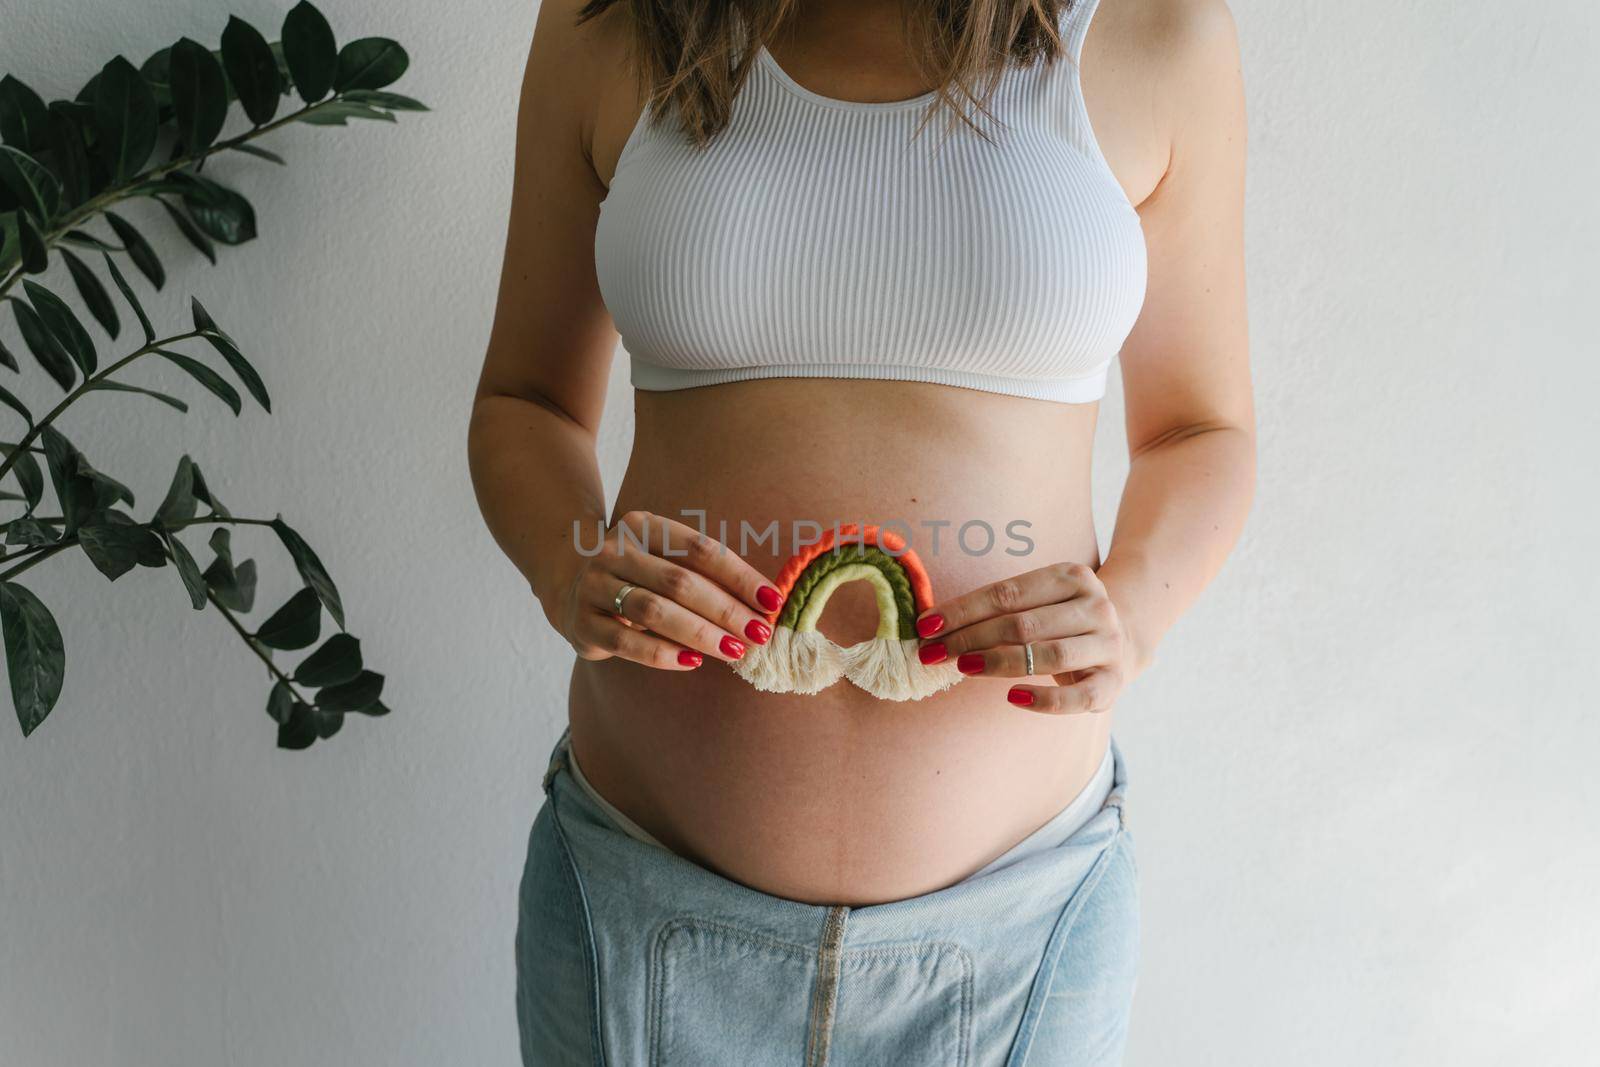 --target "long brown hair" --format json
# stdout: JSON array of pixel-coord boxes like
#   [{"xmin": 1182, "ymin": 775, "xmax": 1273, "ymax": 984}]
[{"xmin": 575, "ymin": 0, "xmax": 1077, "ymax": 147}]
